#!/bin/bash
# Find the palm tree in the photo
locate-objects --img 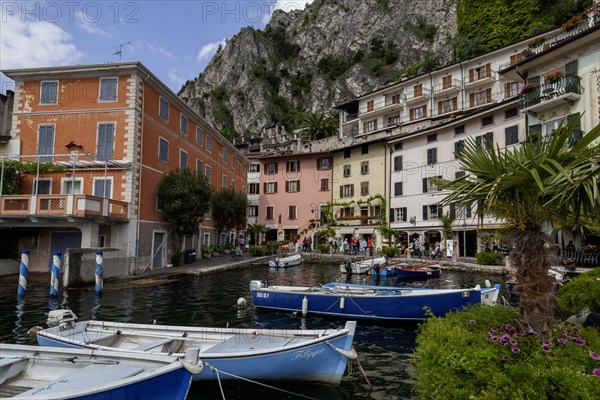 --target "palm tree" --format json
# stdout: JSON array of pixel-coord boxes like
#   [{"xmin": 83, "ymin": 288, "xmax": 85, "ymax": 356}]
[
  {"xmin": 438, "ymin": 118, "xmax": 600, "ymax": 335},
  {"xmin": 297, "ymin": 112, "xmax": 338, "ymax": 141},
  {"xmin": 247, "ymin": 223, "xmax": 268, "ymax": 246}
]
